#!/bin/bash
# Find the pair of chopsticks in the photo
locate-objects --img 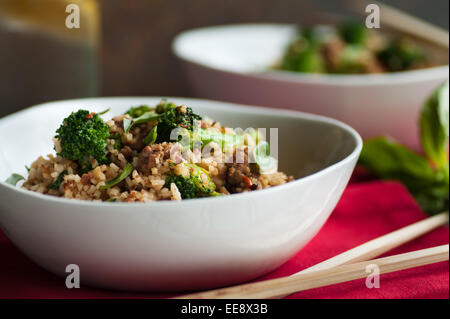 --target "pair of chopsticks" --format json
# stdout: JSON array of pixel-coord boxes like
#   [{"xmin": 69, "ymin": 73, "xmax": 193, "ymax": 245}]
[
  {"xmin": 347, "ymin": 0, "xmax": 449, "ymax": 49},
  {"xmin": 175, "ymin": 212, "xmax": 449, "ymax": 299}
]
